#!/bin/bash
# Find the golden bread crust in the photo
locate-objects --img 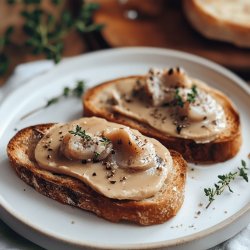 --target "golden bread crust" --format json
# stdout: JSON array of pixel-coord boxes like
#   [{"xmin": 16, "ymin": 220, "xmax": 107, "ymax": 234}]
[
  {"xmin": 7, "ymin": 124, "xmax": 187, "ymax": 225},
  {"xmin": 83, "ymin": 76, "xmax": 241, "ymax": 163},
  {"xmin": 183, "ymin": 0, "xmax": 250, "ymax": 48}
]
